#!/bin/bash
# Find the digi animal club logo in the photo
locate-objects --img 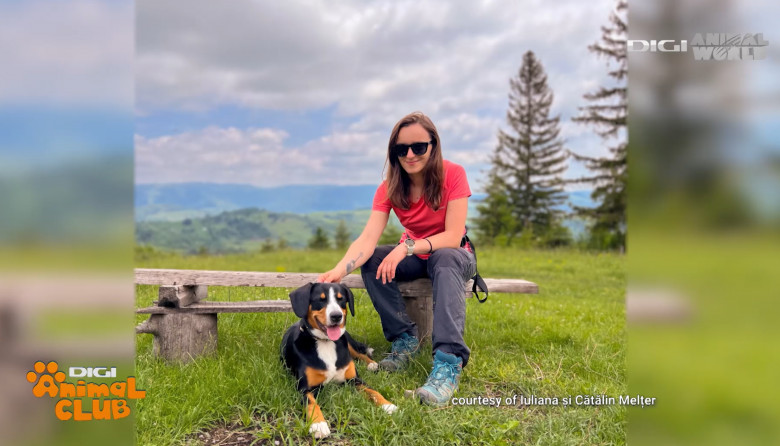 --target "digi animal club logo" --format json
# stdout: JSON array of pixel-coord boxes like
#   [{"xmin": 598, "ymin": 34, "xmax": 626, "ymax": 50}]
[{"xmin": 26, "ymin": 361, "xmax": 146, "ymax": 421}]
